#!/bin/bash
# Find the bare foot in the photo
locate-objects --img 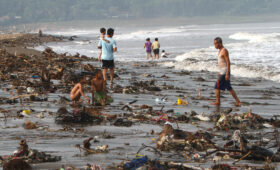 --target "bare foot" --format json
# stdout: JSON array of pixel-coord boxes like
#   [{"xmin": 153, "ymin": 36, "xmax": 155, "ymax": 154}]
[{"xmin": 211, "ymin": 102, "xmax": 220, "ymax": 106}]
